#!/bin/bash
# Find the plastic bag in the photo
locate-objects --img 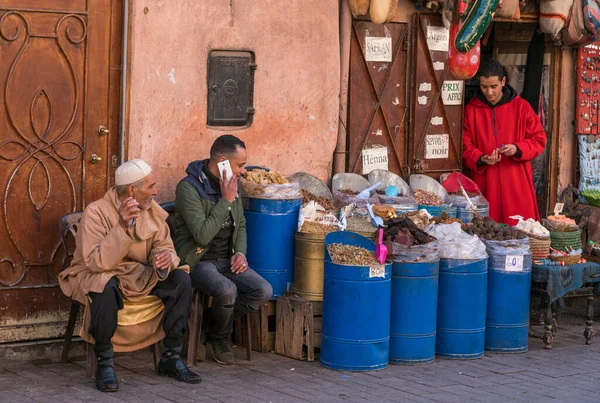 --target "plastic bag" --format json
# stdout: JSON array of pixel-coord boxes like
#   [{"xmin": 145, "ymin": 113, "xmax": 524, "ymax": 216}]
[
  {"xmin": 448, "ymin": 194, "xmax": 489, "ymax": 208},
  {"xmin": 333, "ymin": 190, "xmax": 379, "ymax": 209},
  {"xmin": 512, "ymin": 216, "xmax": 550, "ymax": 238},
  {"xmin": 425, "ymin": 222, "xmax": 488, "ymax": 260},
  {"xmin": 240, "ymin": 177, "xmax": 302, "ymax": 199},
  {"xmin": 484, "ymin": 238, "xmax": 532, "ymax": 272},
  {"xmin": 393, "ymin": 241, "xmax": 439, "ymax": 263},
  {"xmin": 483, "ymin": 238, "xmax": 531, "ymax": 255},
  {"xmin": 377, "ymin": 194, "xmax": 418, "ymax": 208}
]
